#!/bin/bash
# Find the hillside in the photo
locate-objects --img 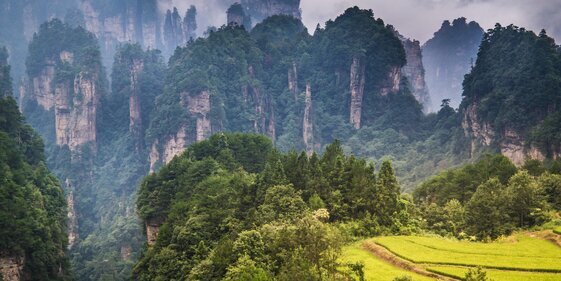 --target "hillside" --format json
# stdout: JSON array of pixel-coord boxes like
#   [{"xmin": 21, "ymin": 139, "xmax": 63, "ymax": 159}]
[
  {"xmin": 134, "ymin": 133, "xmax": 410, "ymax": 280},
  {"xmin": 3, "ymin": 2, "xmax": 561, "ymax": 280},
  {"xmin": 0, "ymin": 47, "xmax": 70, "ymax": 281}
]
